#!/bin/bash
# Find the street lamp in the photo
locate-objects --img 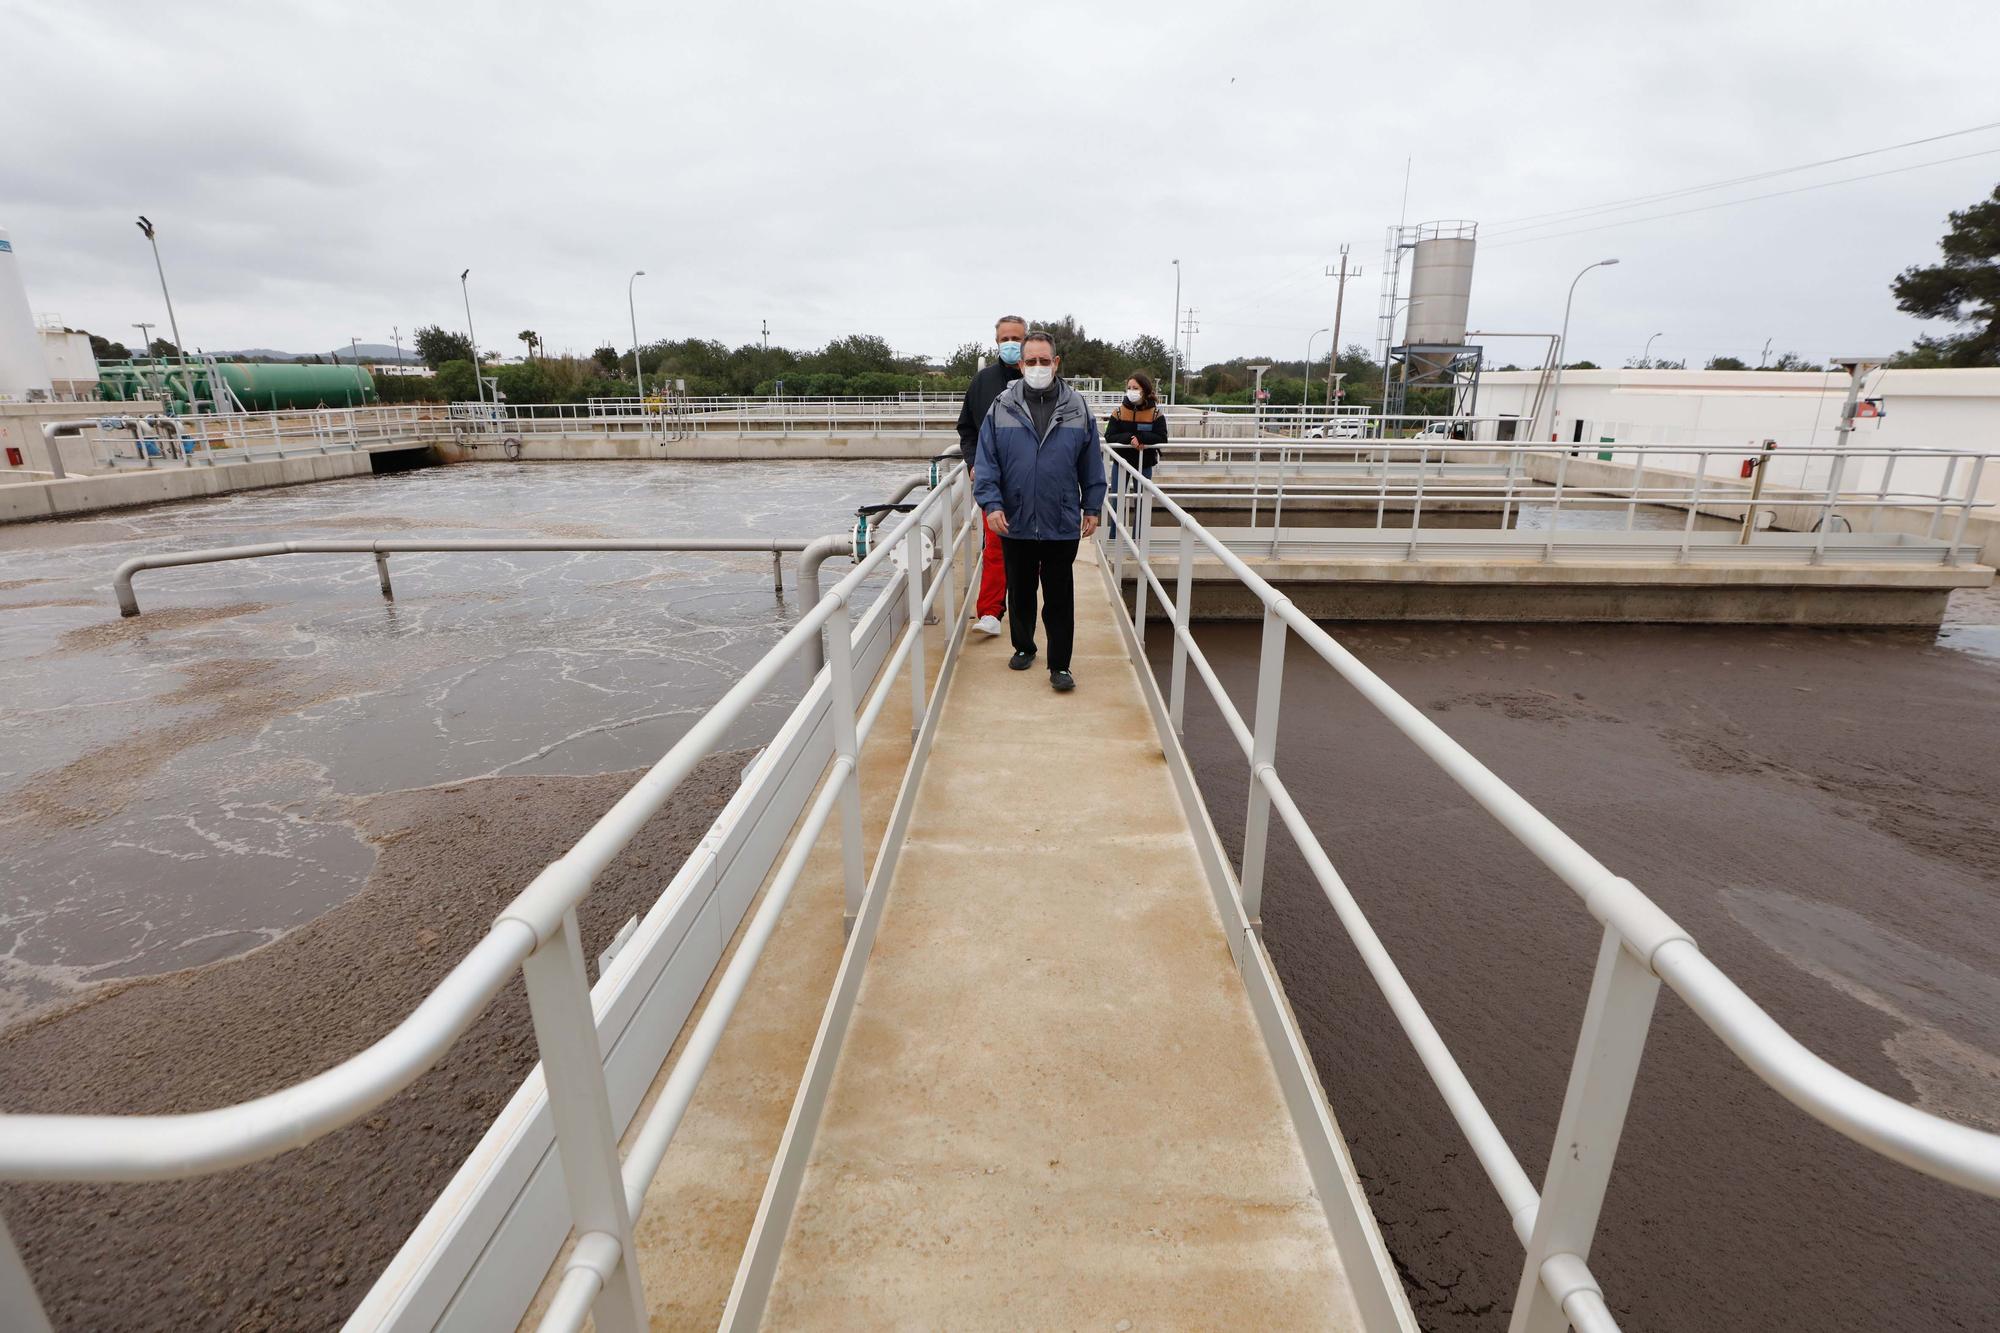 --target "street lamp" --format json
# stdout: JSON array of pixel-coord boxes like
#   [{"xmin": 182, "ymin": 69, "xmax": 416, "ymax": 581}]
[
  {"xmin": 460, "ymin": 269, "xmax": 484, "ymax": 407},
  {"xmin": 131, "ymin": 322, "xmax": 155, "ymax": 359},
  {"xmin": 134, "ymin": 217, "xmax": 185, "ymax": 359},
  {"xmin": 1641, "ymin": 331, "xmax": 1663, "ymax": 368},
  {"xmin": 1303, "ymin": 327, "xmax": 1330, "ymax": 431},
  {"xmin": 1169, "ymin": 259, "xmax": 1182, "ymax": 406},
  {"xmin": 628, "ymin": 270, "xmax": 647, "ymax": 402},
  {"xmin": 1544, "ymin": 258, "xmax": 1620, "ymax": 443}
]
